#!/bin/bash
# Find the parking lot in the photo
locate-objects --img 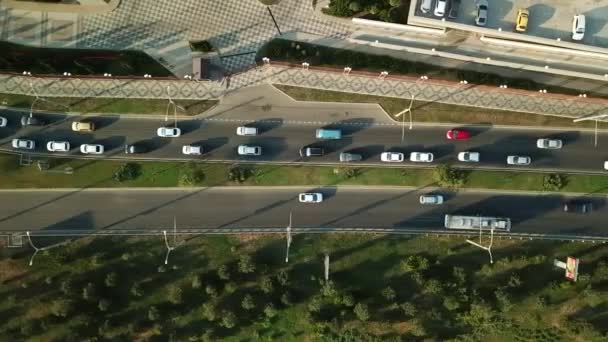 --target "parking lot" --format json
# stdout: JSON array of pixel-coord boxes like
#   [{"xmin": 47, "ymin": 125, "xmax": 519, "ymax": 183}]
[{"xmin": 415, "ymin": 0, "xmax": 608, "ymax": 48}]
